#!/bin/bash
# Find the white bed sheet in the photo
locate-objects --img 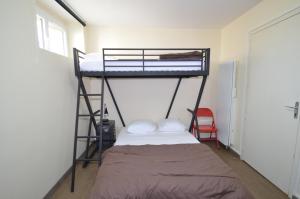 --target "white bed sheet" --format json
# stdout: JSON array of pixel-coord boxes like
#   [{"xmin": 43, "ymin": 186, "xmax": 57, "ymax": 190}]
[
  {"xmin": 80, "ymin": 59, "xmax": 202, "ymax": 72},
  {"xmin": 114, "ymin": 128, "xmax": 199, "ymax": 146}
]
